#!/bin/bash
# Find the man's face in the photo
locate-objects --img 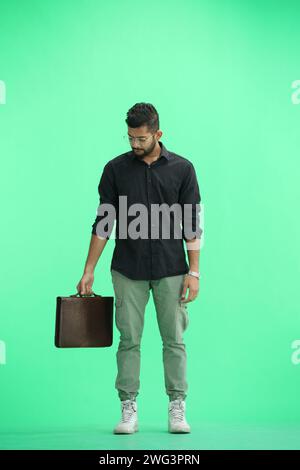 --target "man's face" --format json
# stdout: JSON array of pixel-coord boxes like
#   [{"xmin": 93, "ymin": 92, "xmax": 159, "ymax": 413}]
[{"xmin": 128, "ymin": 125, "xmax": 158, "ymax": 159}]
